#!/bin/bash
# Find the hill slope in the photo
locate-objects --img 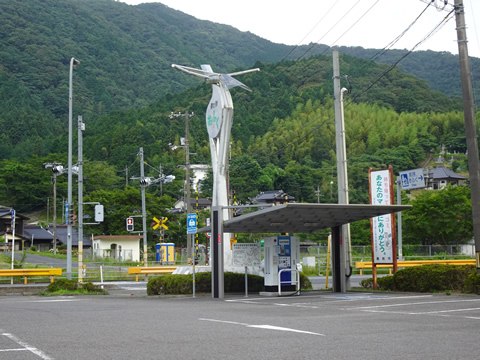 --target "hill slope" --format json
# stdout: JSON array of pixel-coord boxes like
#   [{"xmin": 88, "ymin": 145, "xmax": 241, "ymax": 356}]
[{"xmin": 0, "ymin": 0, "xmax": 477, "ymax": 161}]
